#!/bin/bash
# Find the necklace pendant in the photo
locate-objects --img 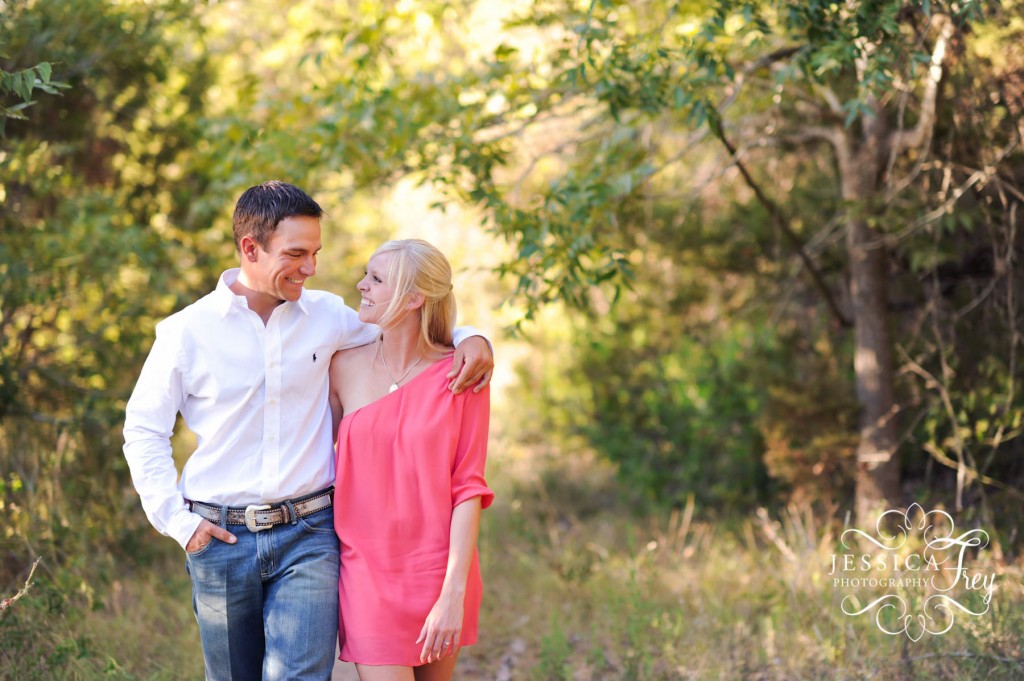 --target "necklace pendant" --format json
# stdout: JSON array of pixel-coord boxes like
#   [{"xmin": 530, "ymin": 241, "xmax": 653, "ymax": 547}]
[{"xmin": 388, "ymin": 383, "xmax": 399, "ymax": 393}]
